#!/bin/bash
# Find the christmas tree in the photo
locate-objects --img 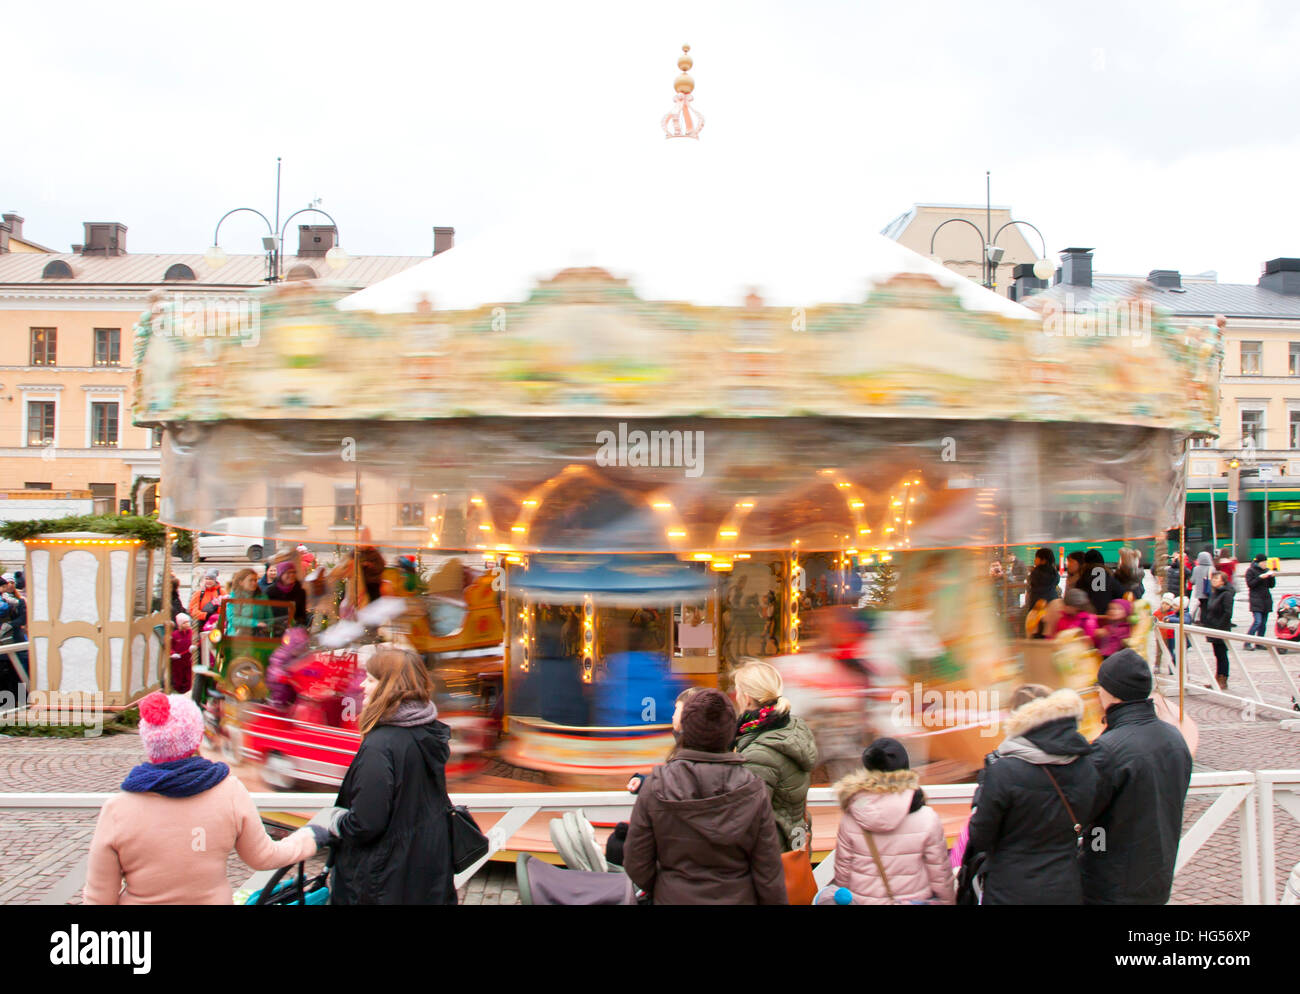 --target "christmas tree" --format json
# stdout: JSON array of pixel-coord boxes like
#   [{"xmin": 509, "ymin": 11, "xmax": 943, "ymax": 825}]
[{"xmin": 867, "ymin": 559, "xmax": 898, "ymax": 607}]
